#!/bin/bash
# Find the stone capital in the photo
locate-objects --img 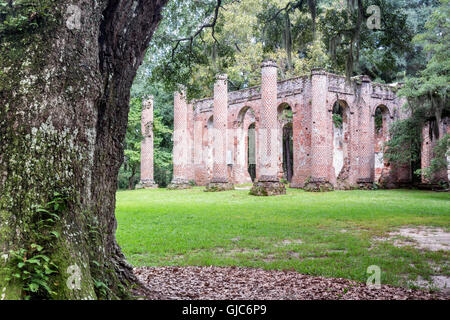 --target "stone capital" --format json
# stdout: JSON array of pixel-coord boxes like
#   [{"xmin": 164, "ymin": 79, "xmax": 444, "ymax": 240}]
[
  {"xmin": 175, "ymin": 84, "xmax": 187, "ymax": 96},
  {"xmin": 143, "ymin": 96, "xmax": 154, "ymax": 110},
  {"xmin": 311, "ymin": 68, "xmax": 327, "ymax": 76},
  {"xmin": 261, "ymin": 59, "xmax": 277, "ymax": 69},
  {"xmin": 215, "ymin": 73, "xmax": 228, "ymax": 81}
]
